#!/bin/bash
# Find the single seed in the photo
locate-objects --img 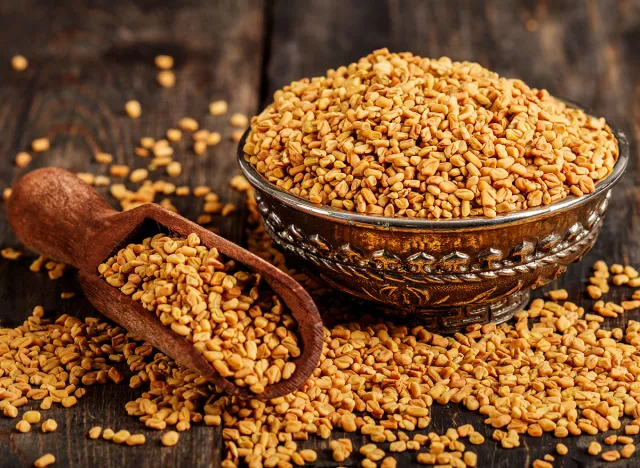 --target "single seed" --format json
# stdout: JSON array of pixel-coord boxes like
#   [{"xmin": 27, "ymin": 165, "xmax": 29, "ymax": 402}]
[
  {"xmin": 15, "ymin": 152, "xmax": 32, "ymax": 168},
  {"xmin": 23, "ymin": 410, "xmax": 41, "ymax": 424},
  {"xmin": 16, "ymin": 420, "xmax": 31, "ymax": 433},
  {"xmin": 41, "ymin": 419, "xmax": 58, "ymax": 433},
  {"xmin": 157, "ymin": 71, "xmax": 176, "ymax": 88},
  {"xmin": 125, "ymin": 100, "xmax": 142, "ymax": 119},
  {"xmin": 126, "ymin": 434, "xmax": 146, "ymax": 446},
  {"xmin": 556, "ymin": 443, "xmax": 568, "ymax": 456},
  {"xmin": 588, "ymin": 441, "xmax": 602, "ymax": 455},
  {"xmin": 34, "ymin": 454, "xmax": 56, "ymax": 468},
  {"xmin": 154, "ymin": 55, "xmax": 174, "ymax": 70},
  {"xmin": 209, "ymin": 100, "xmax": 228, "ymax": 116},
  {"xmin": 32, "ymin": 138, "xmax": 50, "ymax": 152},
  {"xmin": 161, "ymin": 431, "xmax": 179, "ymax": 447},
  {"xmin": 11, "ymin": 55, "xmax": 28, "ymax": 71}
]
